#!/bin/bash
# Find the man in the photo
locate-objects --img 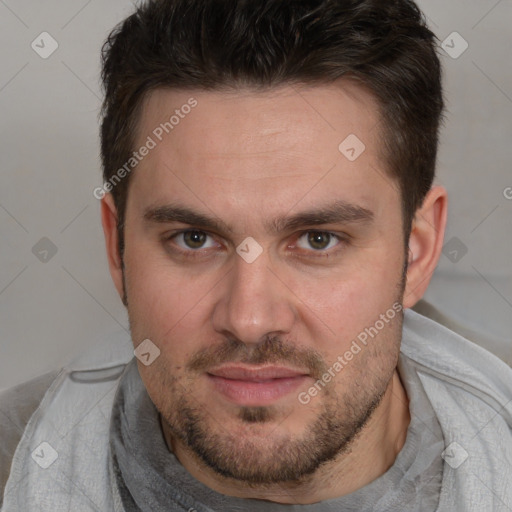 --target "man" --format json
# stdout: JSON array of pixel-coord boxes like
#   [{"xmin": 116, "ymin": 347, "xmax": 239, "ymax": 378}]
[{"xmin": 2, "ymin": 0, "xmax": 512, "ymax": 510}]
